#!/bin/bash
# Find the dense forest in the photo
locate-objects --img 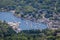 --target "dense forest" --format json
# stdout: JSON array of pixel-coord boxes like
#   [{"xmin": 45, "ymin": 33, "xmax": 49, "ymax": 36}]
[
  {"xmin": 0, "ymin": 0, "xmax": 60, "ymax": 40},
  {"xmin": 0, "ymin": 20, "xmax": 60, "ymax": 40},
  {"xmin": 0, "ymin": 0, "xmax": 60, "ymax": 21}
]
